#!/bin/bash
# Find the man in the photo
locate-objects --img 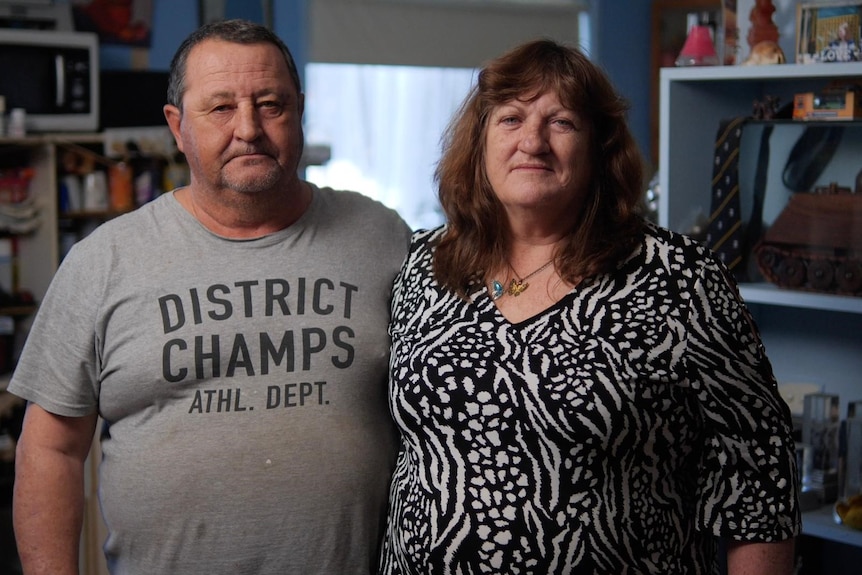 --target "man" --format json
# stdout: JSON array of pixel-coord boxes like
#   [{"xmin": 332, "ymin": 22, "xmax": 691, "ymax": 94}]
[{"xmin": 10, "ymin": 19, "xmax": 411, "ymax": 574}]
